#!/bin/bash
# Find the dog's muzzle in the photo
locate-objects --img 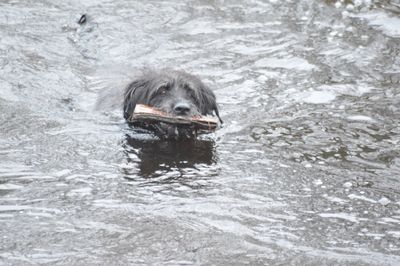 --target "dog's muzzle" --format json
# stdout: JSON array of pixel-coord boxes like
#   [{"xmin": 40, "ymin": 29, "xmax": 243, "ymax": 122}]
[{"xmin": 154, "ymin": 122, "xmax": 197, "ymax": 140}]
